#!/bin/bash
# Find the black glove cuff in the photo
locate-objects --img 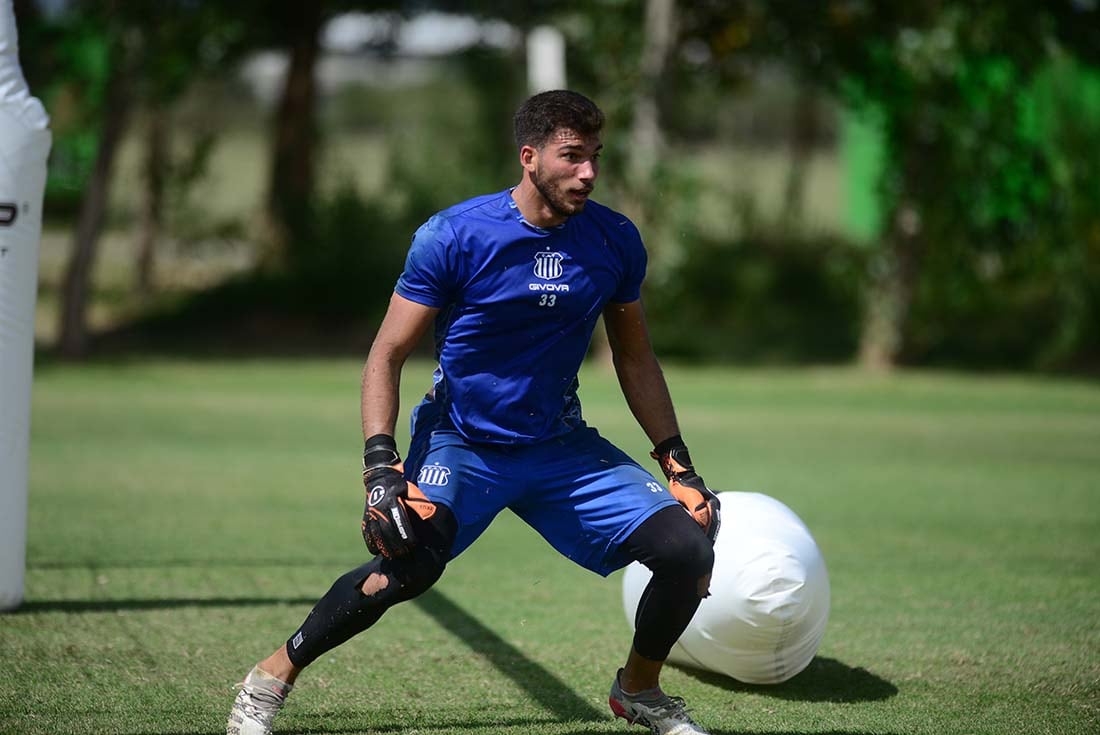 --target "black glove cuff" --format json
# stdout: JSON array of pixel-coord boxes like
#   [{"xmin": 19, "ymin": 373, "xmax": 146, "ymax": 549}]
[
  {"xmin": 653, "ymin": 434, "xmax": 695, "ymax": 472},
  {"xmin": 653, "ymin": 434, "xmax": 686, "ymax": 456},
  {"xmin": 363, "ymin": 433, "xmax": 401, "ymax": 474}
]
